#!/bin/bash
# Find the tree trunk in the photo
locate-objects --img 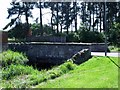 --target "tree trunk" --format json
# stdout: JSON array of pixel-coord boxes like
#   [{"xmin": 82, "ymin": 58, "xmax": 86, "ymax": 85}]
[
  {"xmin": 96, "ymin": 4, "xmax": 98, "ymax": 32},
  {"xmin": 89, "ymin": 3, "xmax": 92, "ymax": 31},
  {"xmin": 93, "ymin": 3, "xmax": 95, "ymax": 32},
  {"xmin": 60, "ymin": 2, "xmax": 63, "ymax": 33},
  {"xmin": 74, "ymin": 2, "xmax": 77, "ymax": 32},
  {"xmin": 83, "ymin": 3, "xmax": 85, "ymax": 24},
  {"xmin": 66, "ymin": 3, "xmax": 69, "ymax": 34},
  {"xmin": 56, "ymin": 2, "xmax": 59, "ymax": 33},
  {"xmin": 39, "ymin": 2, "xmax": 43, "ymax": 36},
  {"xmin": 100, "ymin": 4, "xmax": 102, "ymax": 32},
  {"xmin": 24, "ymin": 2, "xmax": 29, "ymax": 37},
  {"xmin": 51, "ymin": 8, "xmax": 54, "ymax": 34}
]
